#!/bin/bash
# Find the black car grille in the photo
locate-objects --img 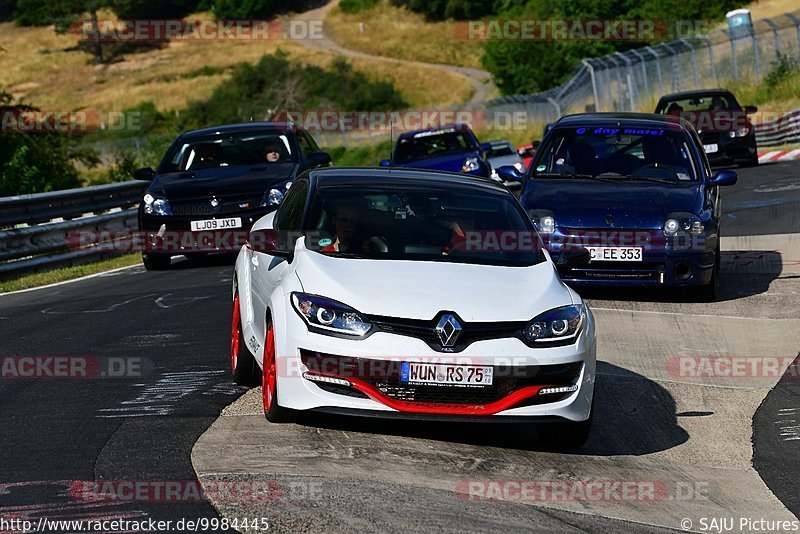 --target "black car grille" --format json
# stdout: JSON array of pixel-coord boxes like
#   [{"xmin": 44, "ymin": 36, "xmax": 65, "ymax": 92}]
[
  {"xmin": 300, "ymin": 351, "xmax": 582, "ymax": 406},
  {"xmin": 370, "ymin": 314, "xmax": 527, "ymax": 352},
  {"xmin": 171, "ymin": 197, "xmax": 262, "ymax": 217}
]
